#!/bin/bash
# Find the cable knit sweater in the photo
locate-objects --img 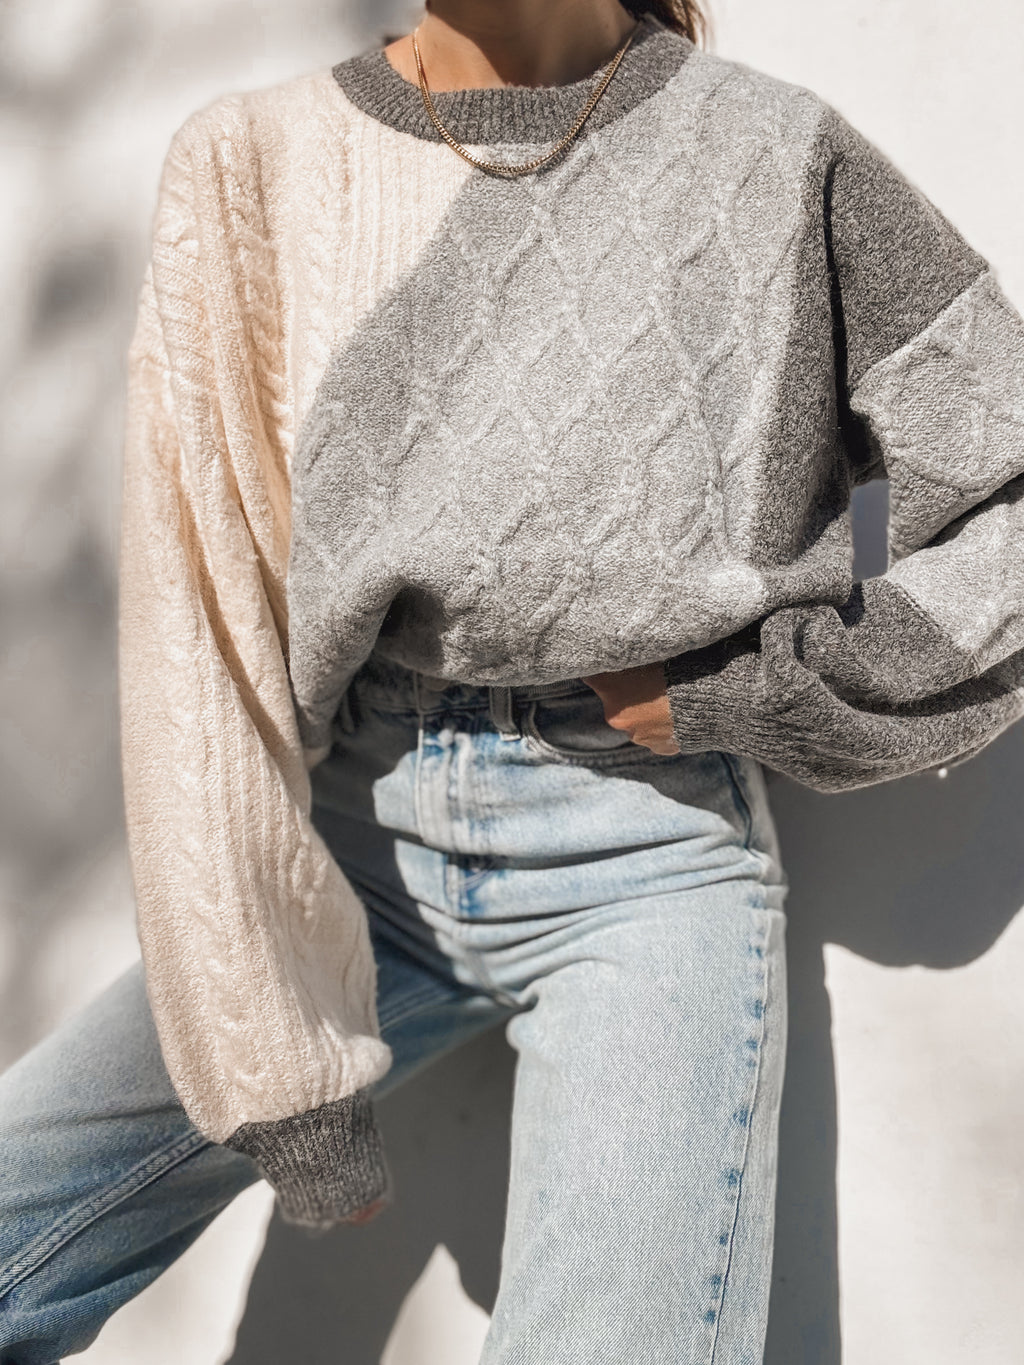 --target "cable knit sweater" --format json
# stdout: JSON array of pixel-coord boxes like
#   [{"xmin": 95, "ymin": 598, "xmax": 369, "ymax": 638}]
[{"xmin": 118, "ymin": 13, "xmax": 1024, "ymax": 1229}]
